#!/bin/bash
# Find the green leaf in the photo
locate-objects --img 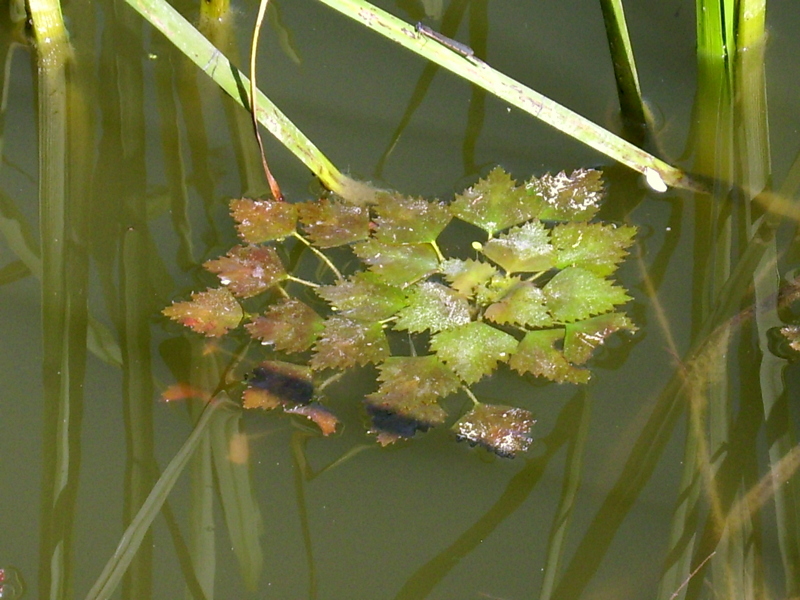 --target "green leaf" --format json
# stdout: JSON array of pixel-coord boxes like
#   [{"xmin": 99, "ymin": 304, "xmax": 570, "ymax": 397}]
[
  {"xmin": 393, "ymin": 281, "xmax": 472, "ymax": 333},
  {"xmin": 563, "ymin": 312, "xmax": 637, "ymax": 364},
  {"xmin": 374, "ymin": 193, "xmax": 452, "ymax": 244},
  {"xmin": 353, "ymin": 240, "xmax": 439, "ymax": 286},
  {"xmin": 451, "ymin": 167, "xmax": 539, "ymax": 236},
  {"xmin": 310, "ymin": 317, "xmax": 389, "ymax": 370},
  {"xmin": 204, "ymin": 245, "xmax": 287, "ymax": 298},
  {"xmin": 316, "ymin": 272, "xmax": 407, "ymax": 321},
  {"xmin": 163, "ymin": 287, "xmax": 243, "ymax": 337},
  {"xmin": 453, "ymin": 403, "xmax": 535, "ymax": 457},
  {"xmin": 484, "ymin": 282, "xmax": 553, "ymax": 328},
  {"xmin": 230, "ymin": 198, "xmax": 297, "ymax": 243},
  {"xmin": 480, "ymin": 220, "xmax": 554, "ymax": 273},
  {"xmin": 431, "ymin": 321, "xmax": 518, "ymax": 384},
  {"xmin": 296, "ymin": 198, "xmax": 370, "ymax": 247},
  {"xmin": 544, "ymin": 266, "xmax": 631, "ymax": 322},
  {"xmin": 508, "ymin": 329, "xmax": 590, "ymax": 383},
  {"xmin": 440, "ymin": 258, "xmax": 497, "ymax": 297},
  {"xmin": 245, "ymin": 299, "xmax": 323, "ymax": 352},
  {"xmin": 552, "ymin": 222, "xmax": 637, "ymax": 276},
  {"xmin": 474, "ymin": 274, "xmax": 522, "ymax": 306},
  {"xmin": 527, "ymin": 169, "xmax": 603, "ymax": 221}
]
